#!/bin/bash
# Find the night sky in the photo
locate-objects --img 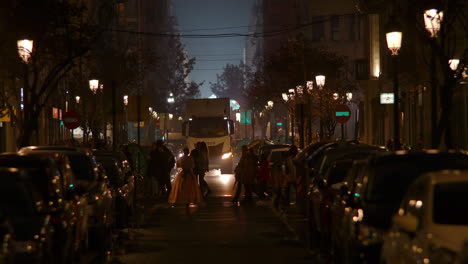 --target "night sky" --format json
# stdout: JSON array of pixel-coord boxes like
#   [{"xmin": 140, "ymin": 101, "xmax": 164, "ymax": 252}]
[{"xmin": 172, "ymin": 0, "xmax": 254, "ymax": 98}]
